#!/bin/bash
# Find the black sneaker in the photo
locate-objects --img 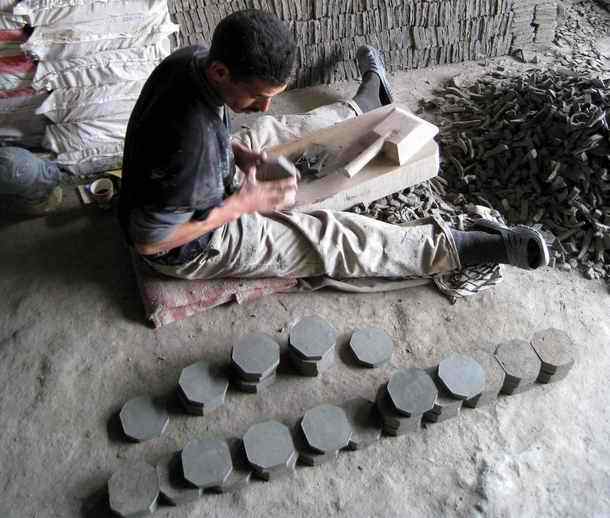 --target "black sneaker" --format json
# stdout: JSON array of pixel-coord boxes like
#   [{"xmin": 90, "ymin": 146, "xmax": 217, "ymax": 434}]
[
  {"xmin": 356, "ymin": 45, "xmax": 394, "ymax": 105},
  {"xmin": 473, "ymin": 219, "xmax": 550, "ymax": 270}
]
